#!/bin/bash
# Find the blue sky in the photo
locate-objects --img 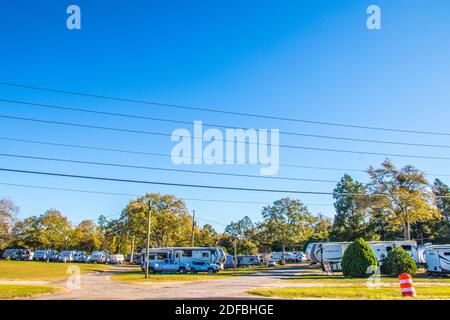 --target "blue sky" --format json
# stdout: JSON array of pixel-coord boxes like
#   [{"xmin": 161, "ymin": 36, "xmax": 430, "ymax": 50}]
[{"xmin": 0, "ymin": 0, "xmax": 449, "ymax": 231}]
